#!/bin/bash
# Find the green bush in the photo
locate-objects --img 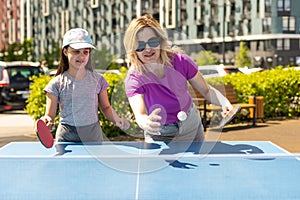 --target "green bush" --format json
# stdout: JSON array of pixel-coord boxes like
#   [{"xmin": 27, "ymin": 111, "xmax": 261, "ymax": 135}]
[
  {"xmin": 25, "ymin": 68, "xmax": 138, "ymax": 138},
  {"xmin": 99, "ymin": 68, "xmax": 138, "ymax": 137},
  {"xmin": 26, "ymin": 75, "xmax": 52, "ymax": 120},
  {"xmin": 207, "ymin": 67, "xmax": 300, "ymax": 118},
  {"xmin": 26, "ymin": 67, "xmax": 300, "ymax": 137}
]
